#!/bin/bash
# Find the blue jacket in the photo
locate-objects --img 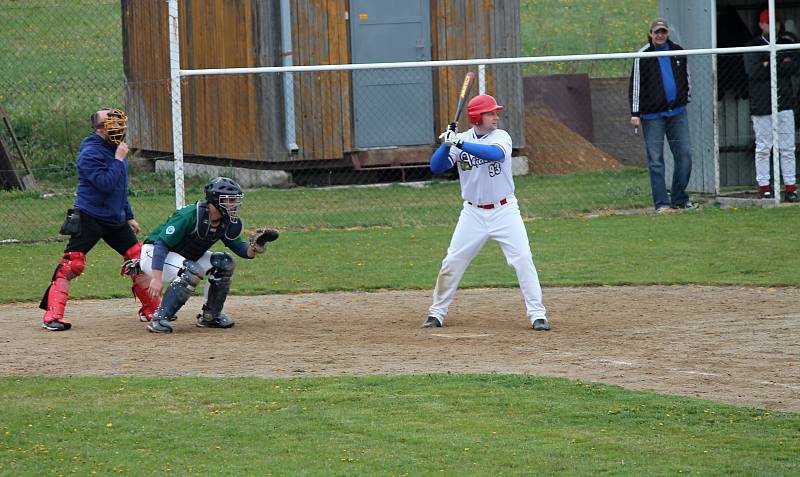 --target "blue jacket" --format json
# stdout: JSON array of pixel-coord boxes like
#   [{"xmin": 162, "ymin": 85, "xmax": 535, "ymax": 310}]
[{"xmin": 72, "ymin": 133, "xmax": 133, "ymax": 224}]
